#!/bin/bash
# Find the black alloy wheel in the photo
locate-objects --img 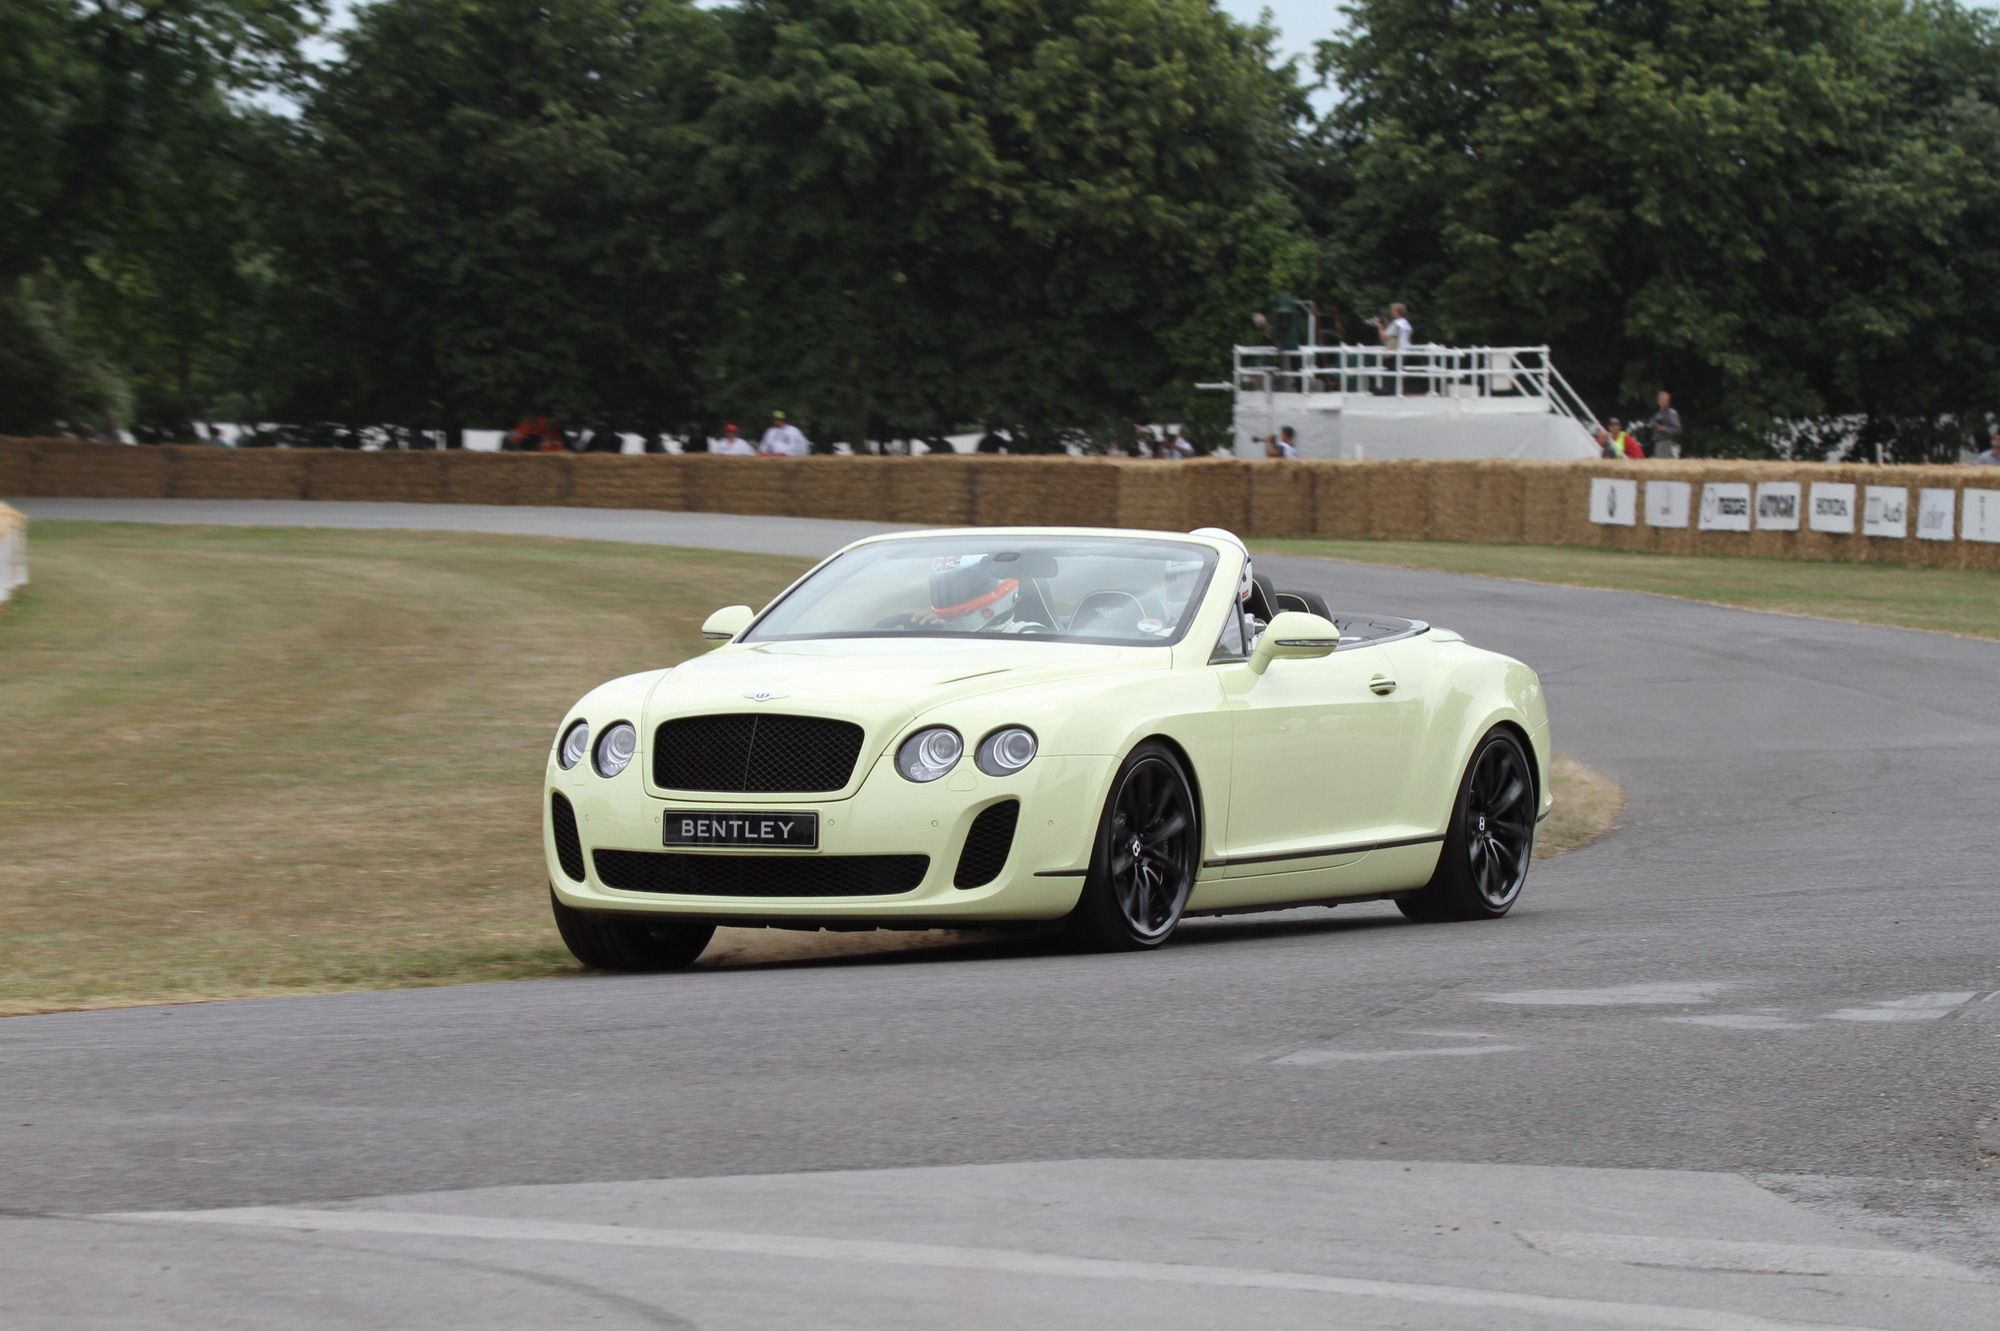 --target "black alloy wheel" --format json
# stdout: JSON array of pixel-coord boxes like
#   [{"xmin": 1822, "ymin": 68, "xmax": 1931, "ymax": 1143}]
[
  {"xmin": 1398, "ymin": 728, "xmax": 1536, "ymax": 922},
  {"xmin": 1067, "ymin": 742, "xmax": 1200, "ymax": 950},
  {"xmin": 550, "ymin": 889, "xmax": 716, "ymax": 971}
]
